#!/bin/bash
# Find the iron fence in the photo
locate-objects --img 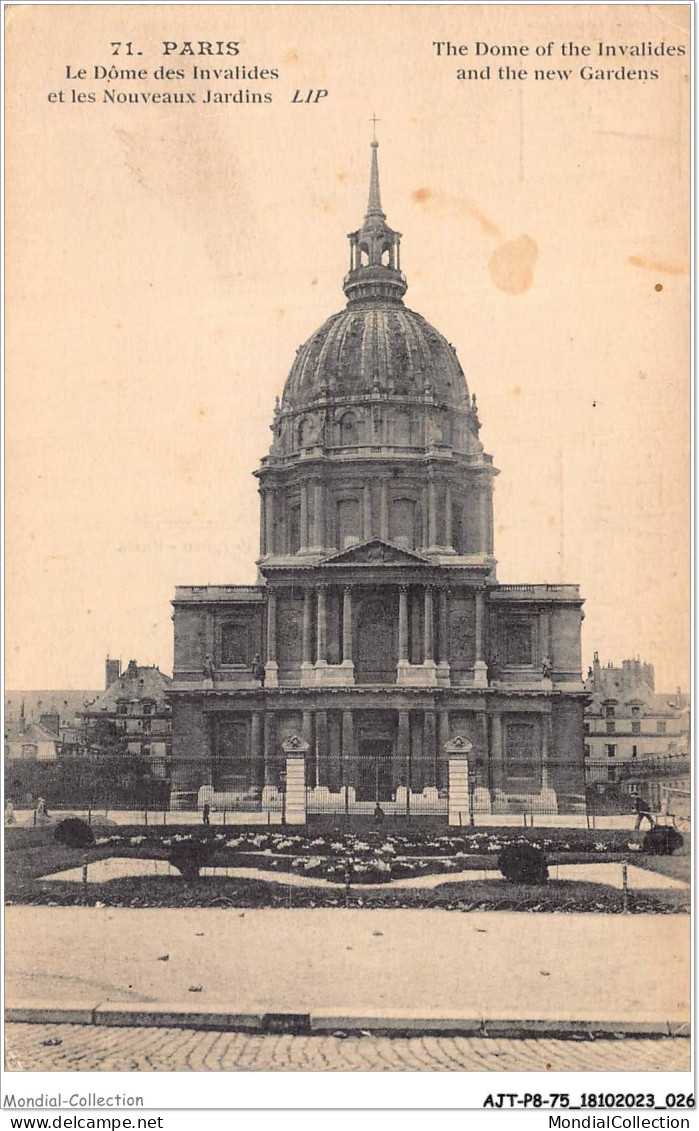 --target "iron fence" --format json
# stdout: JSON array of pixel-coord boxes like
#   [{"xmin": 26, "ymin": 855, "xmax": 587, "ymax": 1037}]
[{"xmin": 4, "ymin": 753, "xmax": 690, "ymax": 824}]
